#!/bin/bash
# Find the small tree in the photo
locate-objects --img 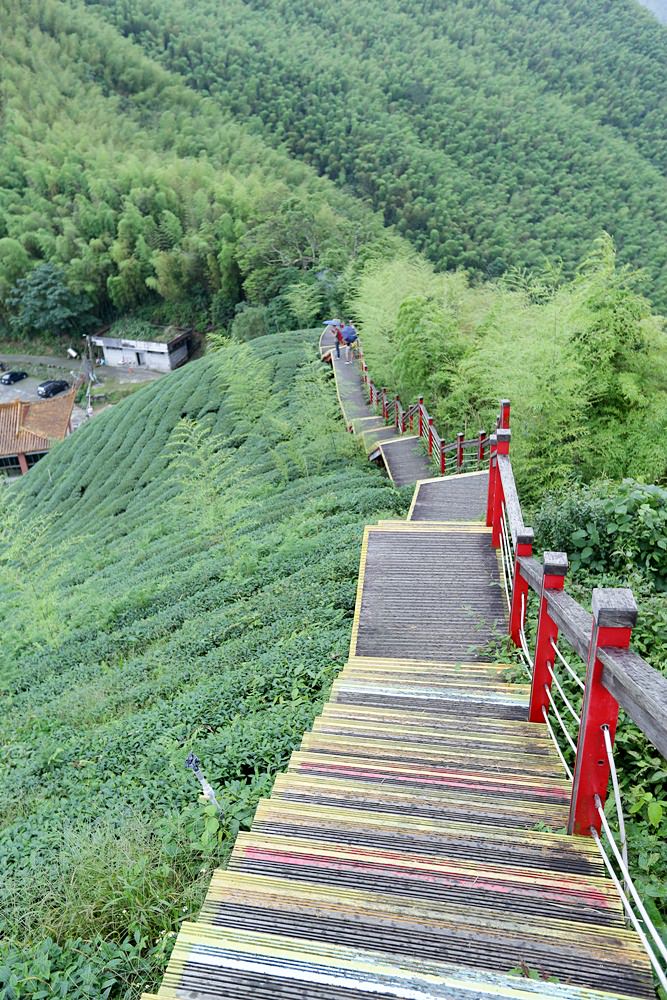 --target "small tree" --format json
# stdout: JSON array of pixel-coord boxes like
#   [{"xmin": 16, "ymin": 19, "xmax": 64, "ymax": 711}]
[
  {"xmin": 6, "ymin": 263, "xmax": 95, "ymax": 338},
  {"xmin": 284, "ymin": 280, "xmax": 323, "ymax": 328}
]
